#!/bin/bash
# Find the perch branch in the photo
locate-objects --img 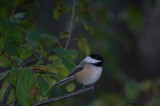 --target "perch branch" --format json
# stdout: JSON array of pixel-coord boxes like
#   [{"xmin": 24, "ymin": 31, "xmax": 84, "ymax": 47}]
[
  {"xmin": 64, "ymin": 0, "xmax": 76, "ymax": 50},
  {"xmin": 31, "ymin": 86, "xmax": 92, "ymax": 106}
]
